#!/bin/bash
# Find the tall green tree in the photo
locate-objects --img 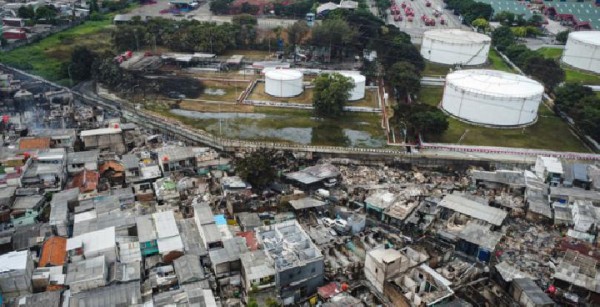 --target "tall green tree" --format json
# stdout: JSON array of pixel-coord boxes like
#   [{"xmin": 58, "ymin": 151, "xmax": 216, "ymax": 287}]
[
  {"xmin": 311, "ymin": 18, "xmax": 356, "ymax": 60},
  {"xmin": 387, "ymin": 62, "xmax": 421, "ymax": 103},
  {"xmin": 17, "ymin": 5, "xmax": 35, "ymax": 19},
  {"xmin": 232, "ymin": 14, "xmax": 258, "ymax": 48},
  {"xmin": 312, "ymin": 73, "xmax": 353, "ymax": 117},
  {"xmin": 522, "ymin": 56, "xmax": 565, "ymax": 91},
  {"xmin": 370, "ymin": 27, "xmax": 423, "ymax": 70},
  {"xmin": 491, "ymin": 26, "xmax": 515, "ymax": 51},
  {"xmin": 410, "ymin": 110, "xmax": 449, "ymax": 135},
  {"xmin": 234, "ymin": 149, "xmax": 277, "ymax": 189},
  {"xmin": 35, "ymin": 5, "xmax": 58, "ymax": 21}
]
